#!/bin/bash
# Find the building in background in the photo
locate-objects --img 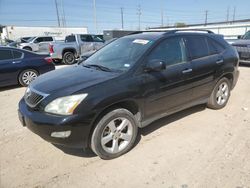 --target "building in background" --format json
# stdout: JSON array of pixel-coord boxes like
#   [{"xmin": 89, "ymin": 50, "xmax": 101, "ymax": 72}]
[
  {"xmin": 0, "ymin": 26, "xmax": 88, "ymax": 41},
  {"xmin": 149, "ymin": 19, "xmax": 250, "ymax": 40}
]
